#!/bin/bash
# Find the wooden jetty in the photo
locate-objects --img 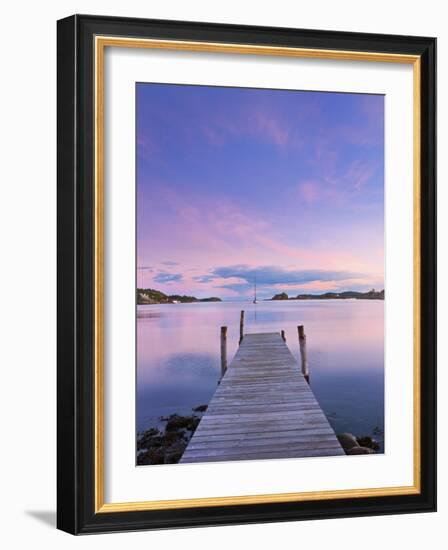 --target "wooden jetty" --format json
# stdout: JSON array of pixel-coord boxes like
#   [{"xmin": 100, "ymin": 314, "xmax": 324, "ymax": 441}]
[{"xmin": 181, "ymin": 329, "xmax": 344, "ymax": 463}]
